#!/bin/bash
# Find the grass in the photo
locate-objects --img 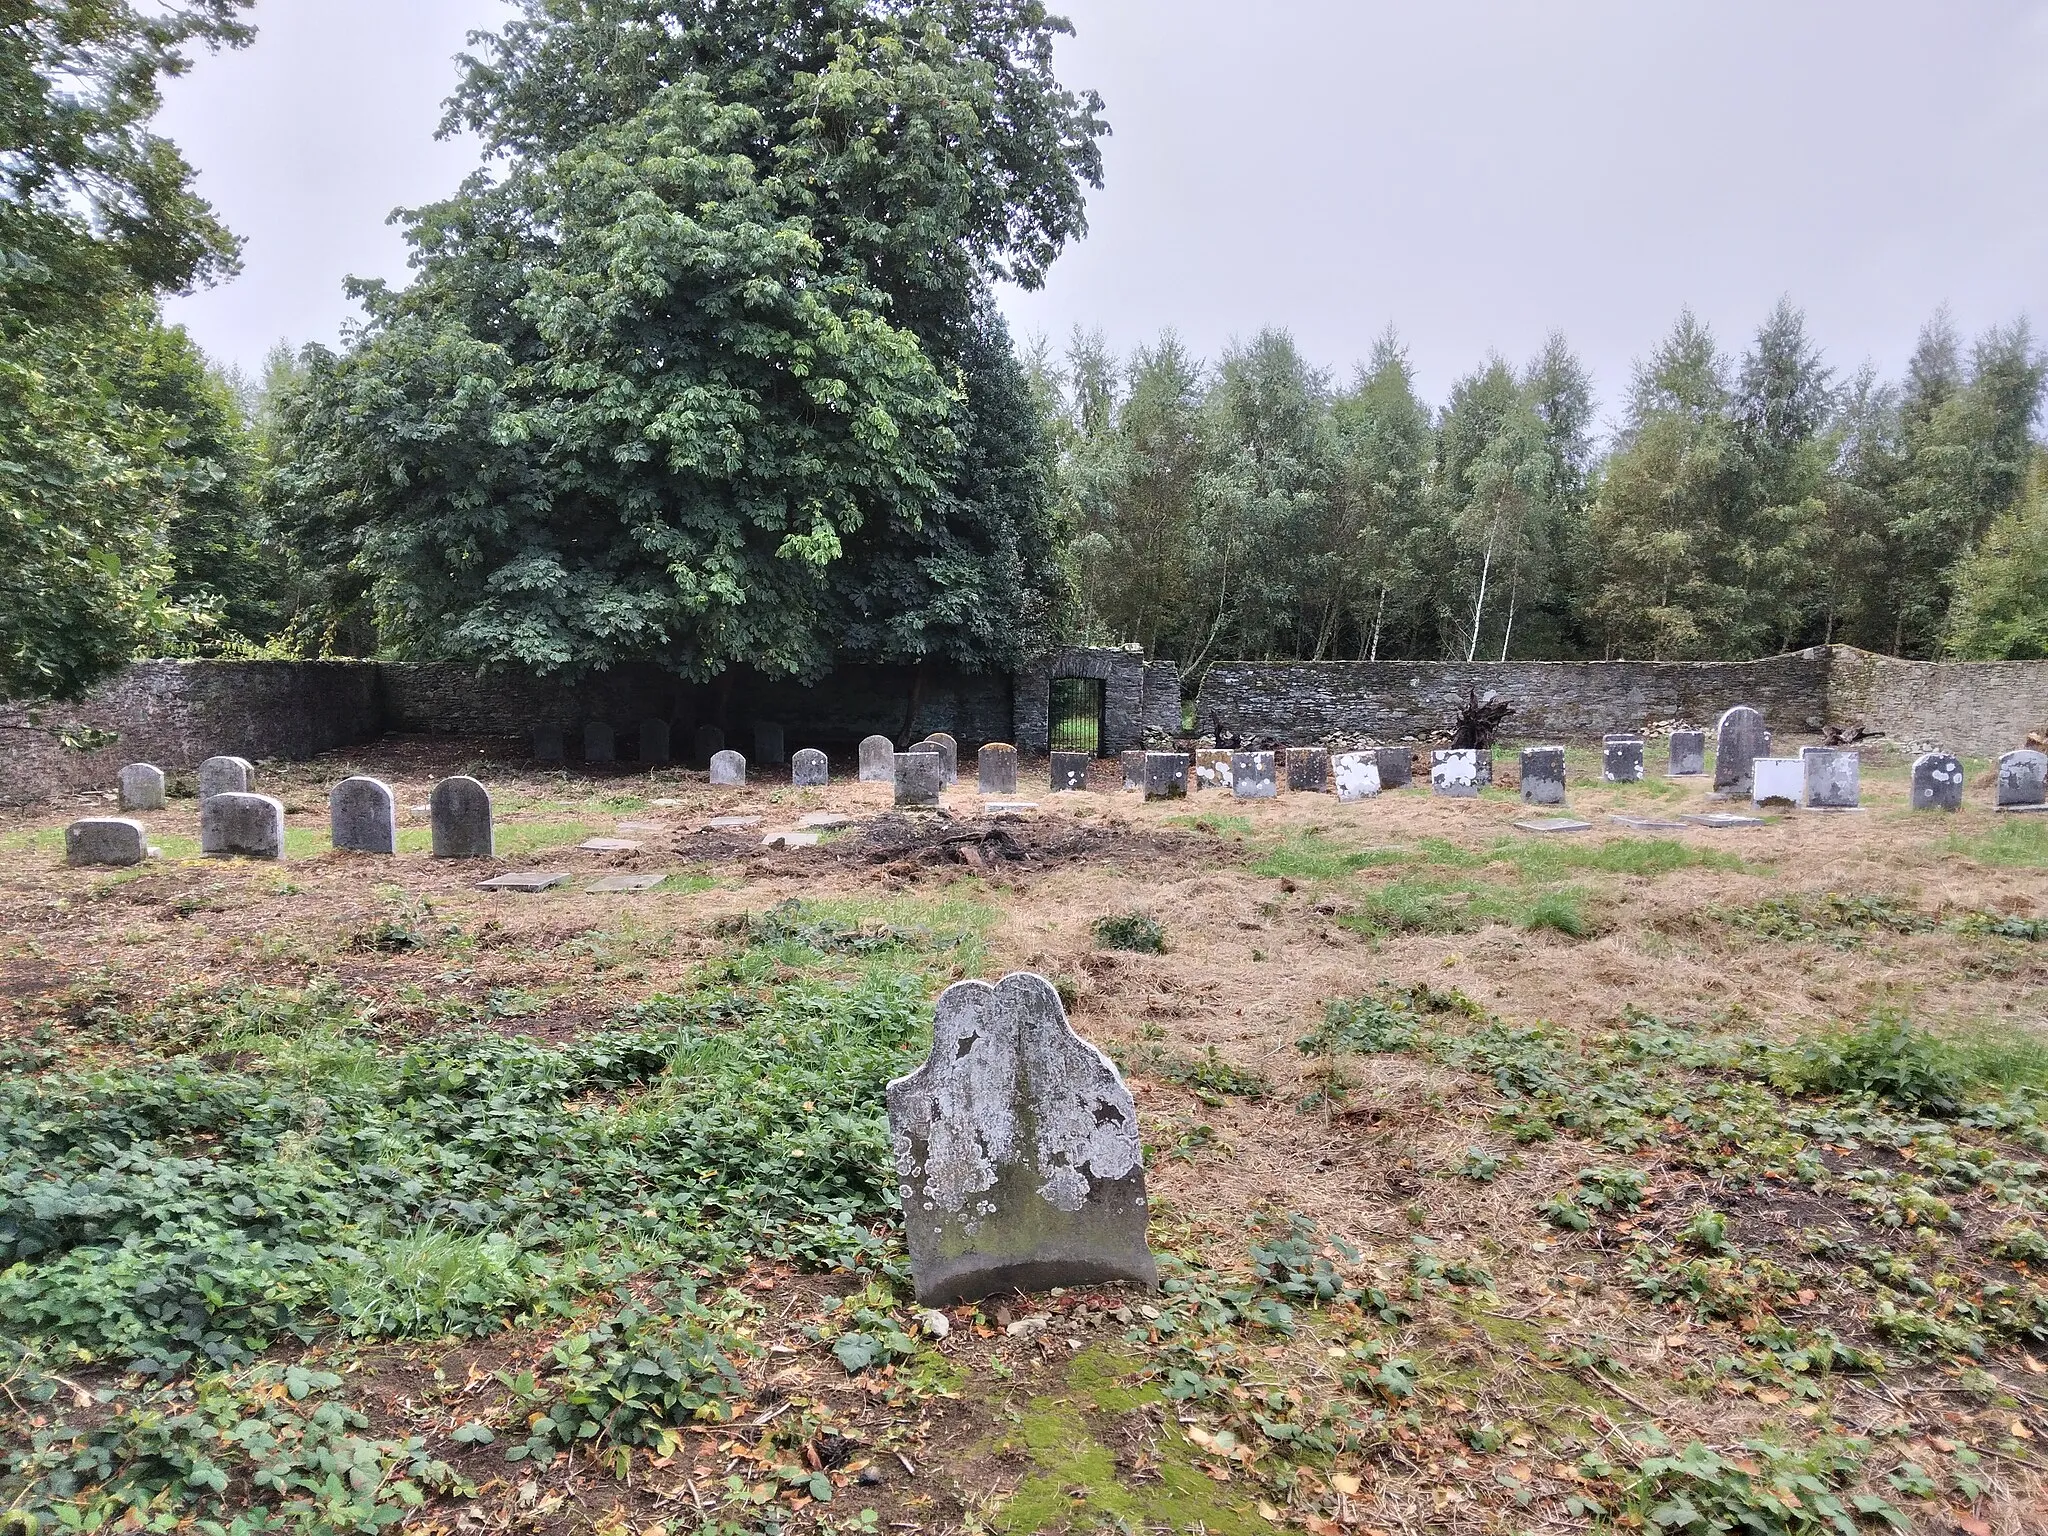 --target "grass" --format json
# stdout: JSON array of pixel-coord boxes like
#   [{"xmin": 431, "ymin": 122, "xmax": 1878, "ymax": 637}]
[
  {"xmin": 1342, "ymin": 873, "xmax": 1597, "ymax": 939},
  {"xmin": 1946, "ymin": 815, "xmax": 2048, "ymax": 868}
]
